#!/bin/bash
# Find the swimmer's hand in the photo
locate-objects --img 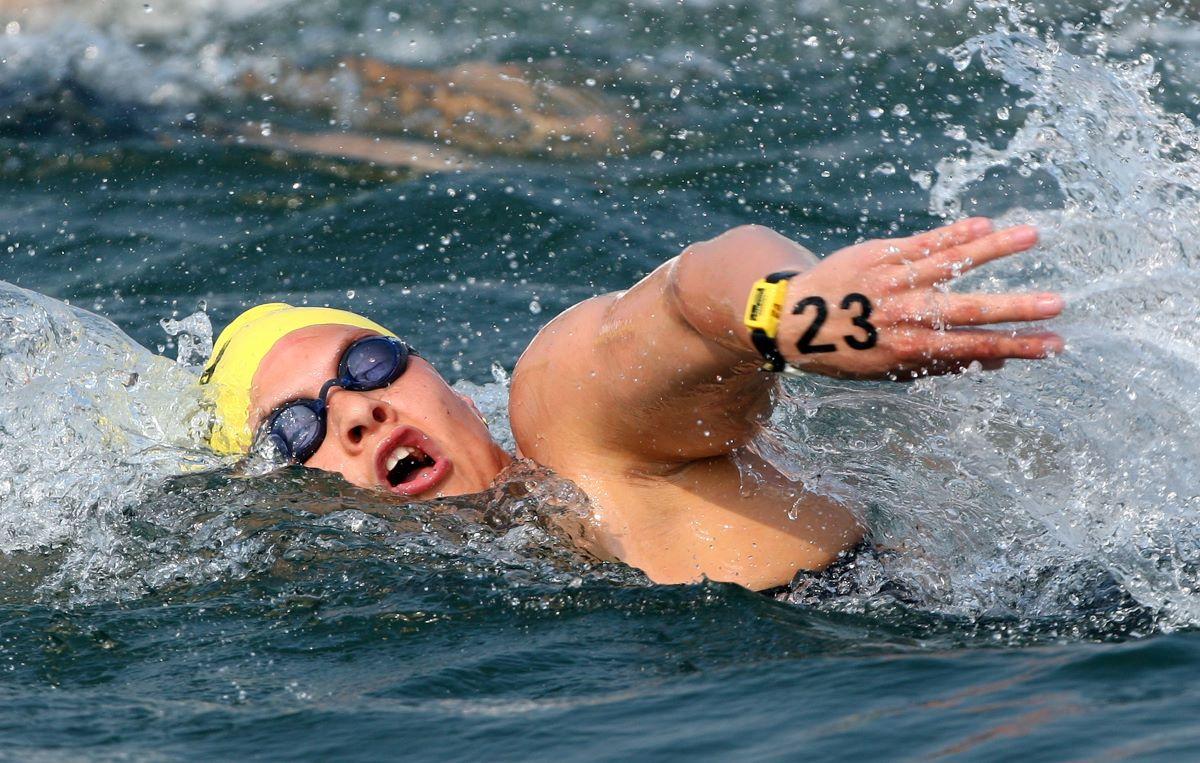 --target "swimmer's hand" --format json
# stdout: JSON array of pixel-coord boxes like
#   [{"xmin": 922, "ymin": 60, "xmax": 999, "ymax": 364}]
[{"xmin": 777, "ymin": 218, "xmax": 1064, "ymax": 379}]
